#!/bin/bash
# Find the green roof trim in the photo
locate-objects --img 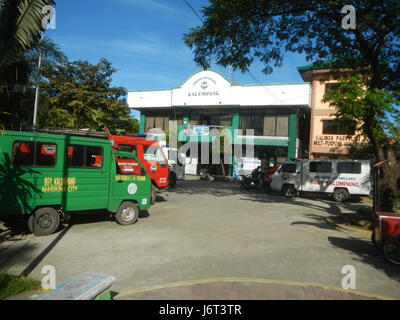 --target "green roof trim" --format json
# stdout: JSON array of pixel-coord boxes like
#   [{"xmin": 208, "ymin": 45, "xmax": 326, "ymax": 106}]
[
  {"xmin": 232, "ymin": 82, "xmax": 311, "ymax": 87},
  {"xmin": 297, "ymin": 58, "xmax": 367, "ymax": 72}
]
